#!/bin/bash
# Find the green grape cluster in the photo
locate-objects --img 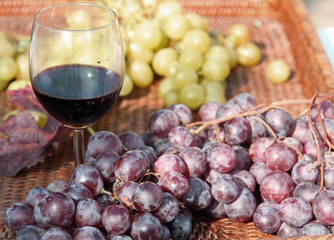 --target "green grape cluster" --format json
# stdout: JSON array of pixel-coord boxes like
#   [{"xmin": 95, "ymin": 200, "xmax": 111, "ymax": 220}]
[{"xmin": 102, "ymin": 0, "xmax": 263, "ymax": 110}]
